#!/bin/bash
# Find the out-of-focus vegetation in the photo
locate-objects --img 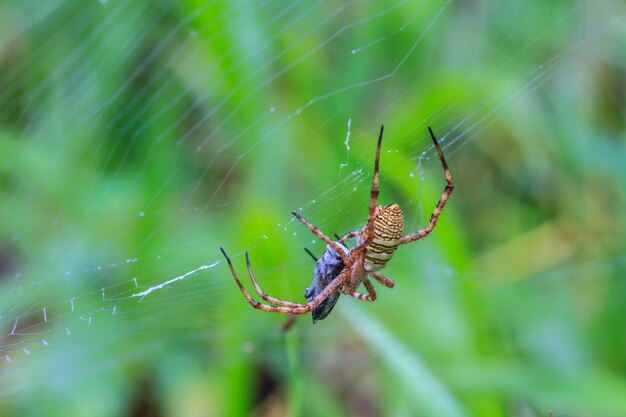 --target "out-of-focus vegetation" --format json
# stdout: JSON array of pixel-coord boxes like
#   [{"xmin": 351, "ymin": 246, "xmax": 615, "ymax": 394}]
[{"xmin": 0, "ymin": 1, "xmax": 625, "ymax": 416}]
